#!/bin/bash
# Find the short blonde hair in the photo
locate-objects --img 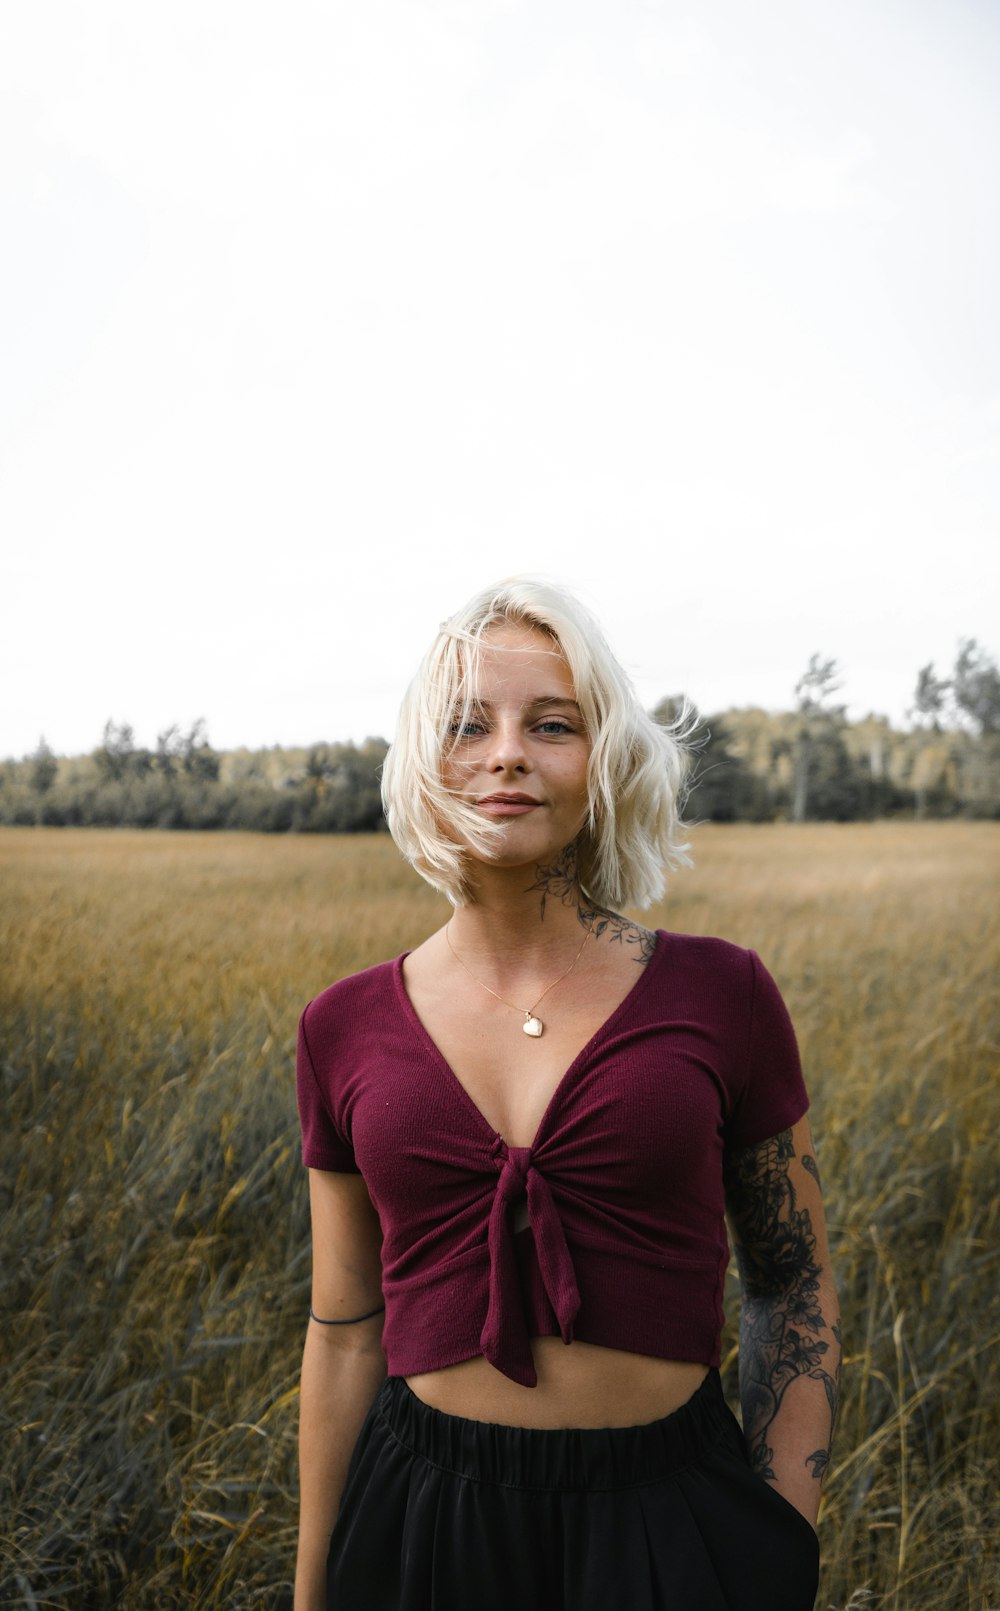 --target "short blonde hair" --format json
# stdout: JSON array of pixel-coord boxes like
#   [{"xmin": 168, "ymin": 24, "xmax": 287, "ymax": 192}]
[{"xmin": 380, "ymin": 576, "xmax": 699, "ymax": 909}]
